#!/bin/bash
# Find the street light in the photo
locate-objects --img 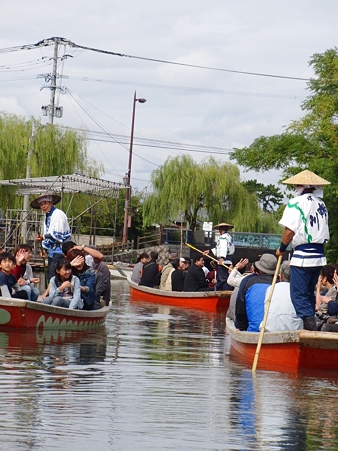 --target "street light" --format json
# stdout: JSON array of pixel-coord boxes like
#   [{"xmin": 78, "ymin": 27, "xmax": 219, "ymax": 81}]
[{"xmin": 122, "ymin": 91, "xmax": 146, "ymax": 244}]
